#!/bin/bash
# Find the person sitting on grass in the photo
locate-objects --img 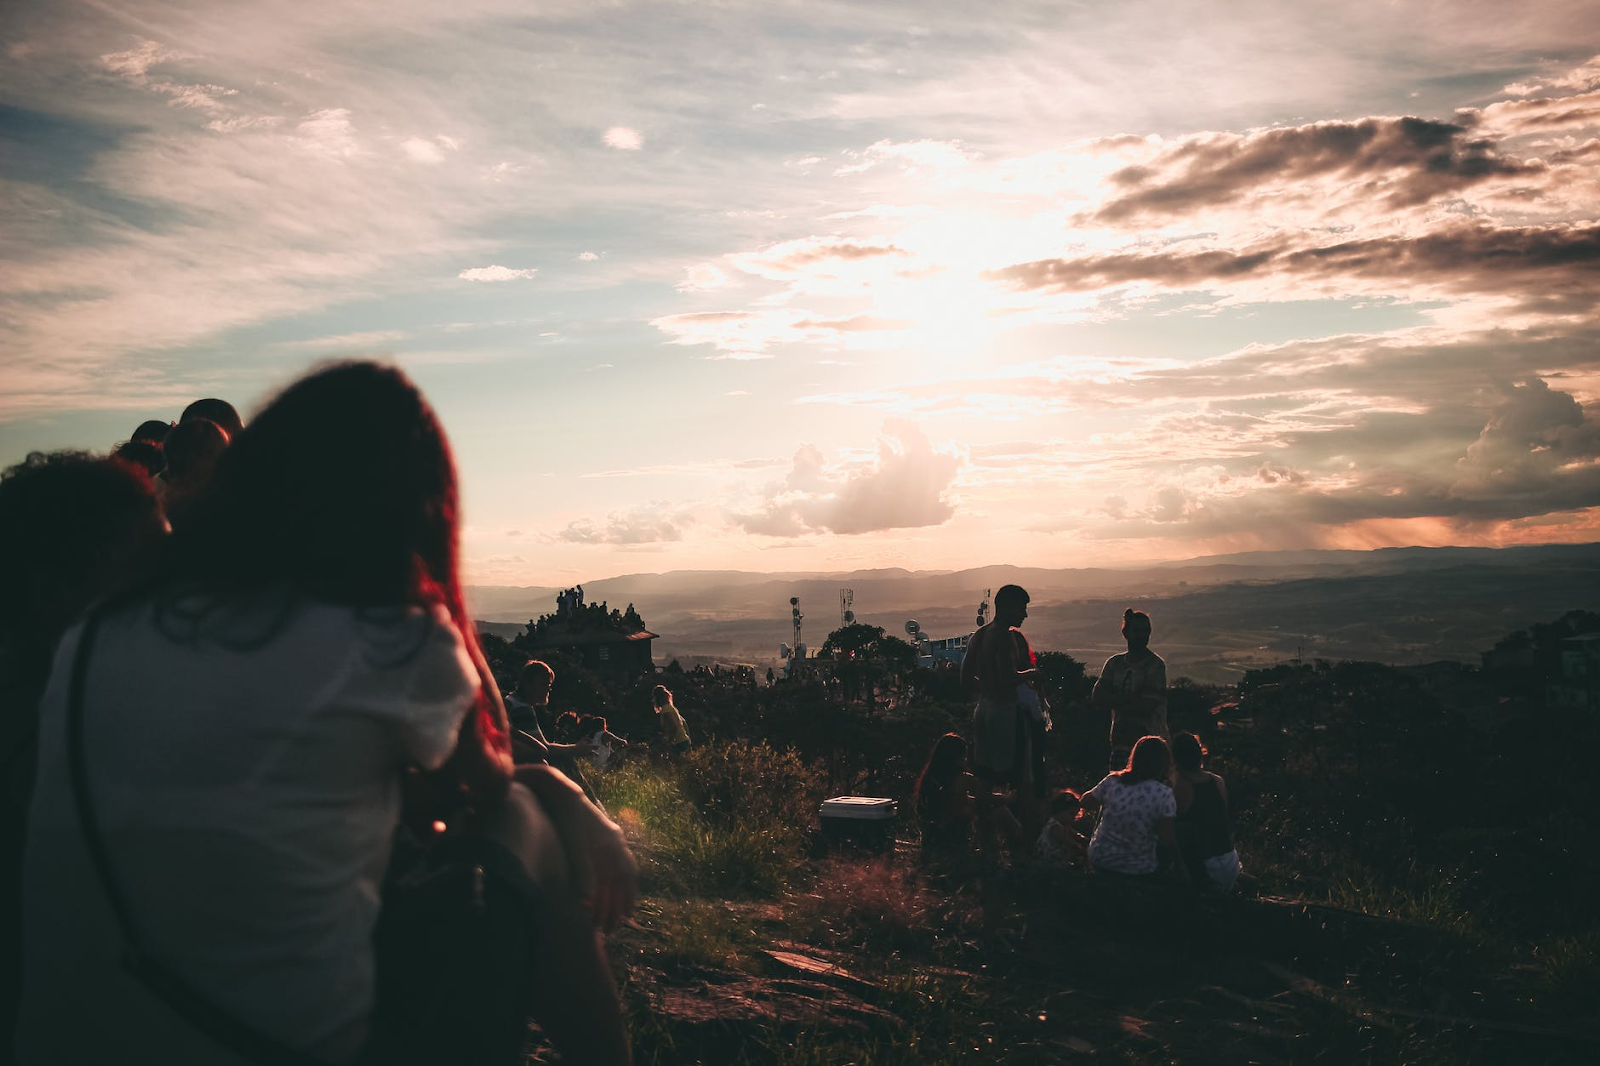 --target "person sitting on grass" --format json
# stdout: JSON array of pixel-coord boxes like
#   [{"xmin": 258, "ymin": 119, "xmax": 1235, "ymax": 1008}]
[
  {"xmin": 913, "ymin": 732, "xmax": 977, "ymax": 862},
  {"xmin": 17, "ymin": 361, "xmax": 634, "ymax": 1065},
  {"xmin": 506, "ymin": 659, "xmax": 601, "ymax": 805},
  {"xmin": 652, "ymin": 684, "xmax": 690, "ymax": 754},
  {"xmin": 578, "ymin": 714, "xmax": 628, "ymax": 770},
  {"xmin": 1171, "ymin": 732, "xmax": 1242, "ymax": 893},
  {"xmin": 1080, "ymin": 735, "xmax": 1184, "ymax": 880},
  {"xmin": 1035, "ymin": 789, "xmax": 1087, "ymax": 870}
]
